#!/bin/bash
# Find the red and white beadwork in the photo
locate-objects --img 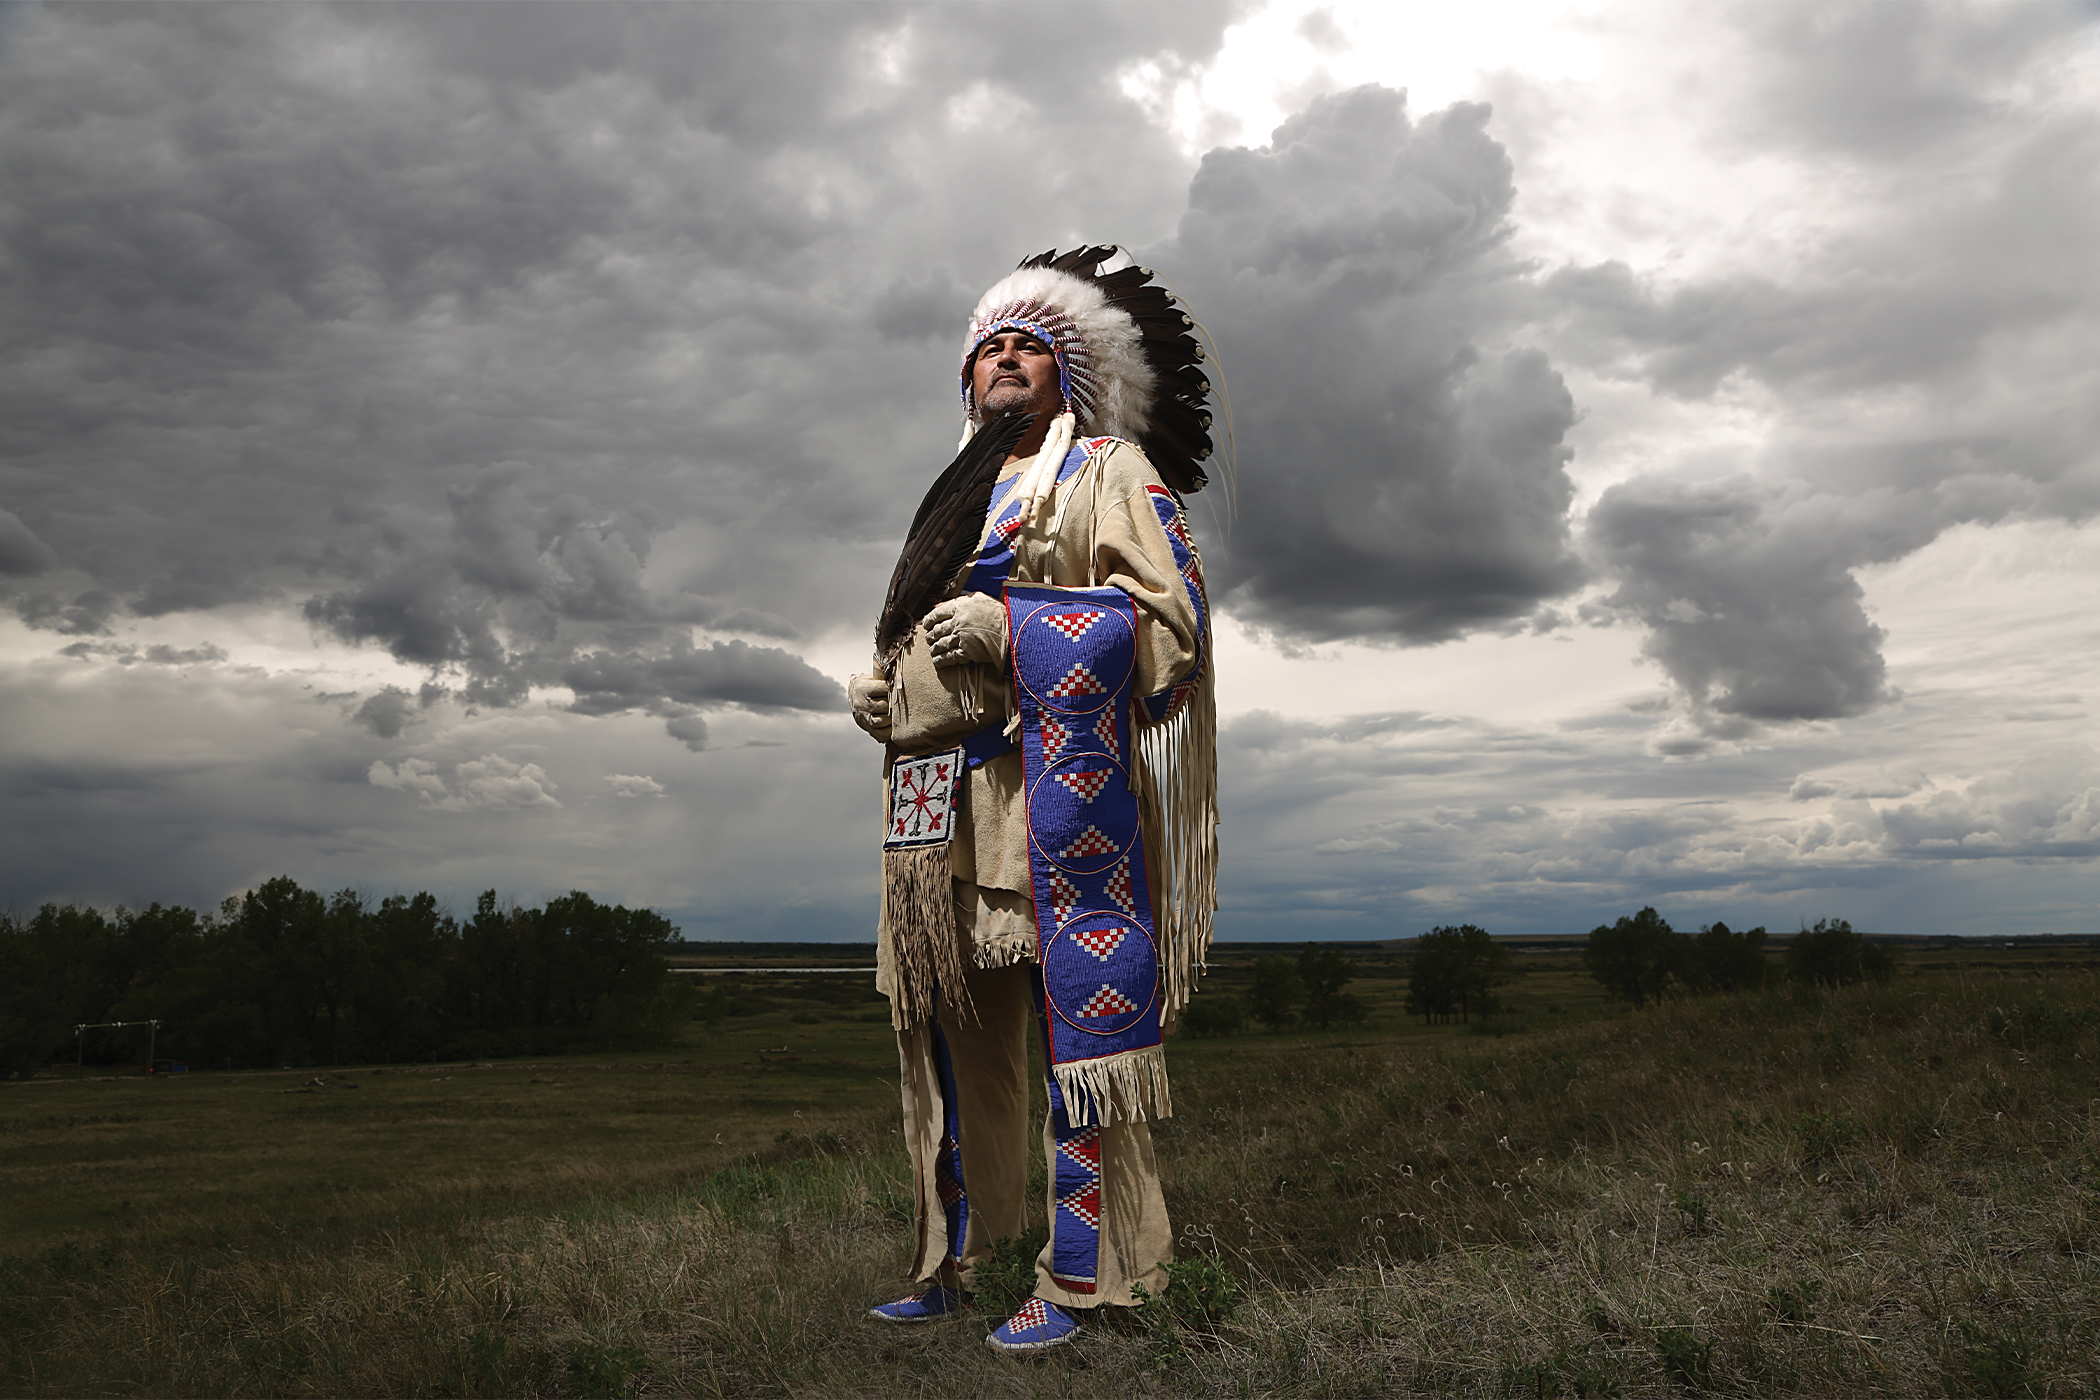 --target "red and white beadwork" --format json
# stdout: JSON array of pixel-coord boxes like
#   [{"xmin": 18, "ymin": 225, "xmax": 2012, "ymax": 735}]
[
  {"xmin": 1047, "ymin": 664, "xmax": 1106, "ymax": 700},
  {"xmin": 1060, "ymin": 826, "xmax": 1118, "ymax": 860},
  {"xmin": 1073, "ymin": 924, "xmax": 1127, "ymax": 961},
  {"xmin": 1104, "ymin": 860, "xmax": 1137, "ymax": 917},
  {"xmin": 1078, "ymin": 984, "xmax": 1140, "ymax": 1018},
  {"xmin": 1049, "ymin": 872, "xmax": 1081, "ymax": 923},
  {"xmin": 1052, "ymin": 770, "xmax": 1110, "ymax": 803},
  {"xmin": 1045, "ymin": 610, "xmax": 1106, "ymax": 640}
]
